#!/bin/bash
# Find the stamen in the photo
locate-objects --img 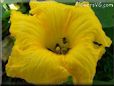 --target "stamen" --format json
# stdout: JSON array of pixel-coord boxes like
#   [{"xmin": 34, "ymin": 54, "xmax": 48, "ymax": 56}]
[
  {"xmin": 55, "ymin": 46, "xmax": 61, "ymax": 54},
  {"xmin": 63, "ymin": 37, "xmax": 67, "ymax": 44},
  {"xmin": 55, "ymin": 43, "xmax": 61, "ymax": 54}
]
